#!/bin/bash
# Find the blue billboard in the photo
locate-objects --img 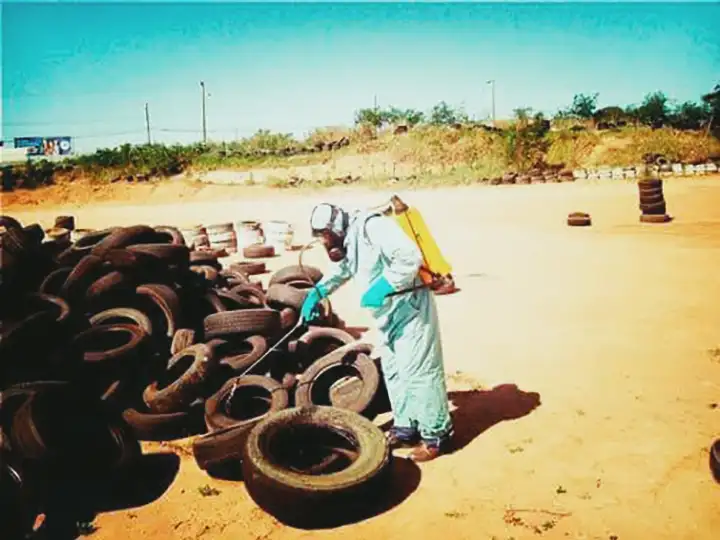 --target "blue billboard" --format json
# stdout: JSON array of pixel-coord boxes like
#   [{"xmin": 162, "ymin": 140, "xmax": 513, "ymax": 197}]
[{"xmin": 14, "ymin": 136, "xmax": 73, "ymax": 156}]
